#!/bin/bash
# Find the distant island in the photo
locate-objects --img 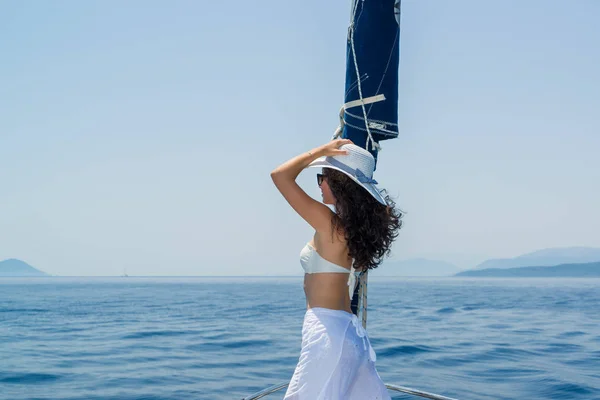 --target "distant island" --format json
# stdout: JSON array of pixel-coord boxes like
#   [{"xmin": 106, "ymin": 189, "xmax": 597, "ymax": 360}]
[
  {"xmin": 472, "ymin": 247, "xmax": 600, "ymax": 270},
  {"xmin": 388, "ymin": 247, "xmax": 600, "ymax": 277},
  {"xmin": 455, "ymin": 261, "xmax": 600, "ymax": 277},
  {"xmin": 0, "ymin": 259, "xmax": 48, "ymax": 277}
]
